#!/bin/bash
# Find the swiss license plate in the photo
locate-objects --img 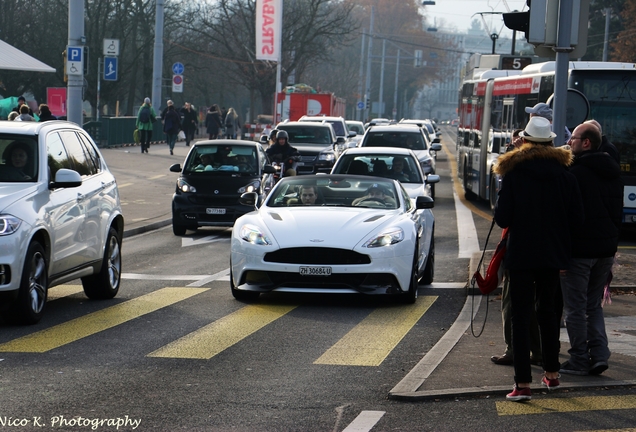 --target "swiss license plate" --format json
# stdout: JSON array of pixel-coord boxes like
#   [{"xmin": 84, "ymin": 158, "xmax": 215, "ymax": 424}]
[
  {"xmin": 299, "ymin": 266, "xmax": 332, "ymax": 276},
  {"xmin": 206, "ymin": 208, "xmax": 226, "ymax": 215},
  {"xmin": 296, "ymin": 162, "xmax": 304, "ymax": 166}
]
